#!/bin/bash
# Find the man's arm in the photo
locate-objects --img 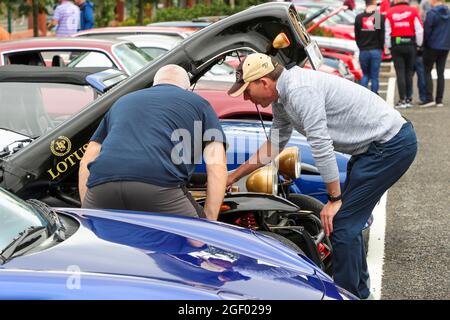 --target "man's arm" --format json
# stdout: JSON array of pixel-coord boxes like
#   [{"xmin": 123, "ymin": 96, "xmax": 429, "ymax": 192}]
[
  {"xmin": 203, "ymin": 141, "xmax": 227, "ymax": 221},
  {"xmin": 78, "ymin": 141, "xmax": 101, "ymax": 204}
]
